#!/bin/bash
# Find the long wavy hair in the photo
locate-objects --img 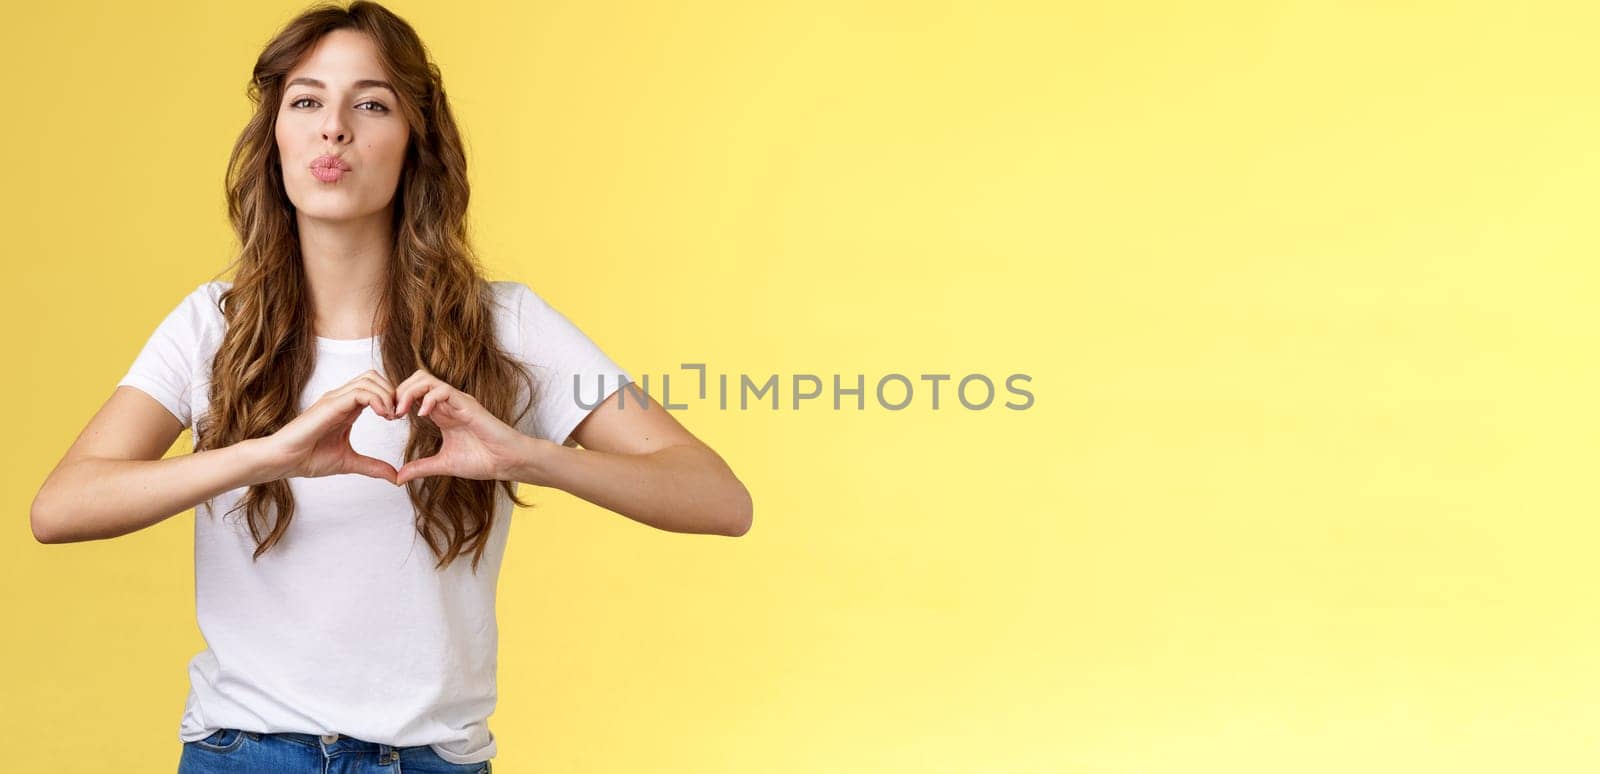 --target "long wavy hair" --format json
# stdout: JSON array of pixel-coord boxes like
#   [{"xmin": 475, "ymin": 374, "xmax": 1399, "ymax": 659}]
[{"xmin": 194, "ymin": 0, "xmax": 538, "ymax": 573}]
